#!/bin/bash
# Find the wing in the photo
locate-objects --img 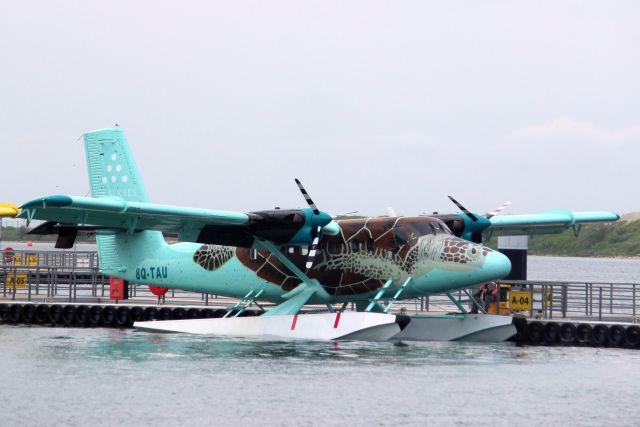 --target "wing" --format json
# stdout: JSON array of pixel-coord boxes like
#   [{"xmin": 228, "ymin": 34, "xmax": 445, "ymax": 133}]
[
  {"xmin": 18, "ymin": 194, "xmax": 335, "ymax": 247},
  {"xmin": 487, "ymin": 210, "xmax": 620, "ymax": 236}
]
